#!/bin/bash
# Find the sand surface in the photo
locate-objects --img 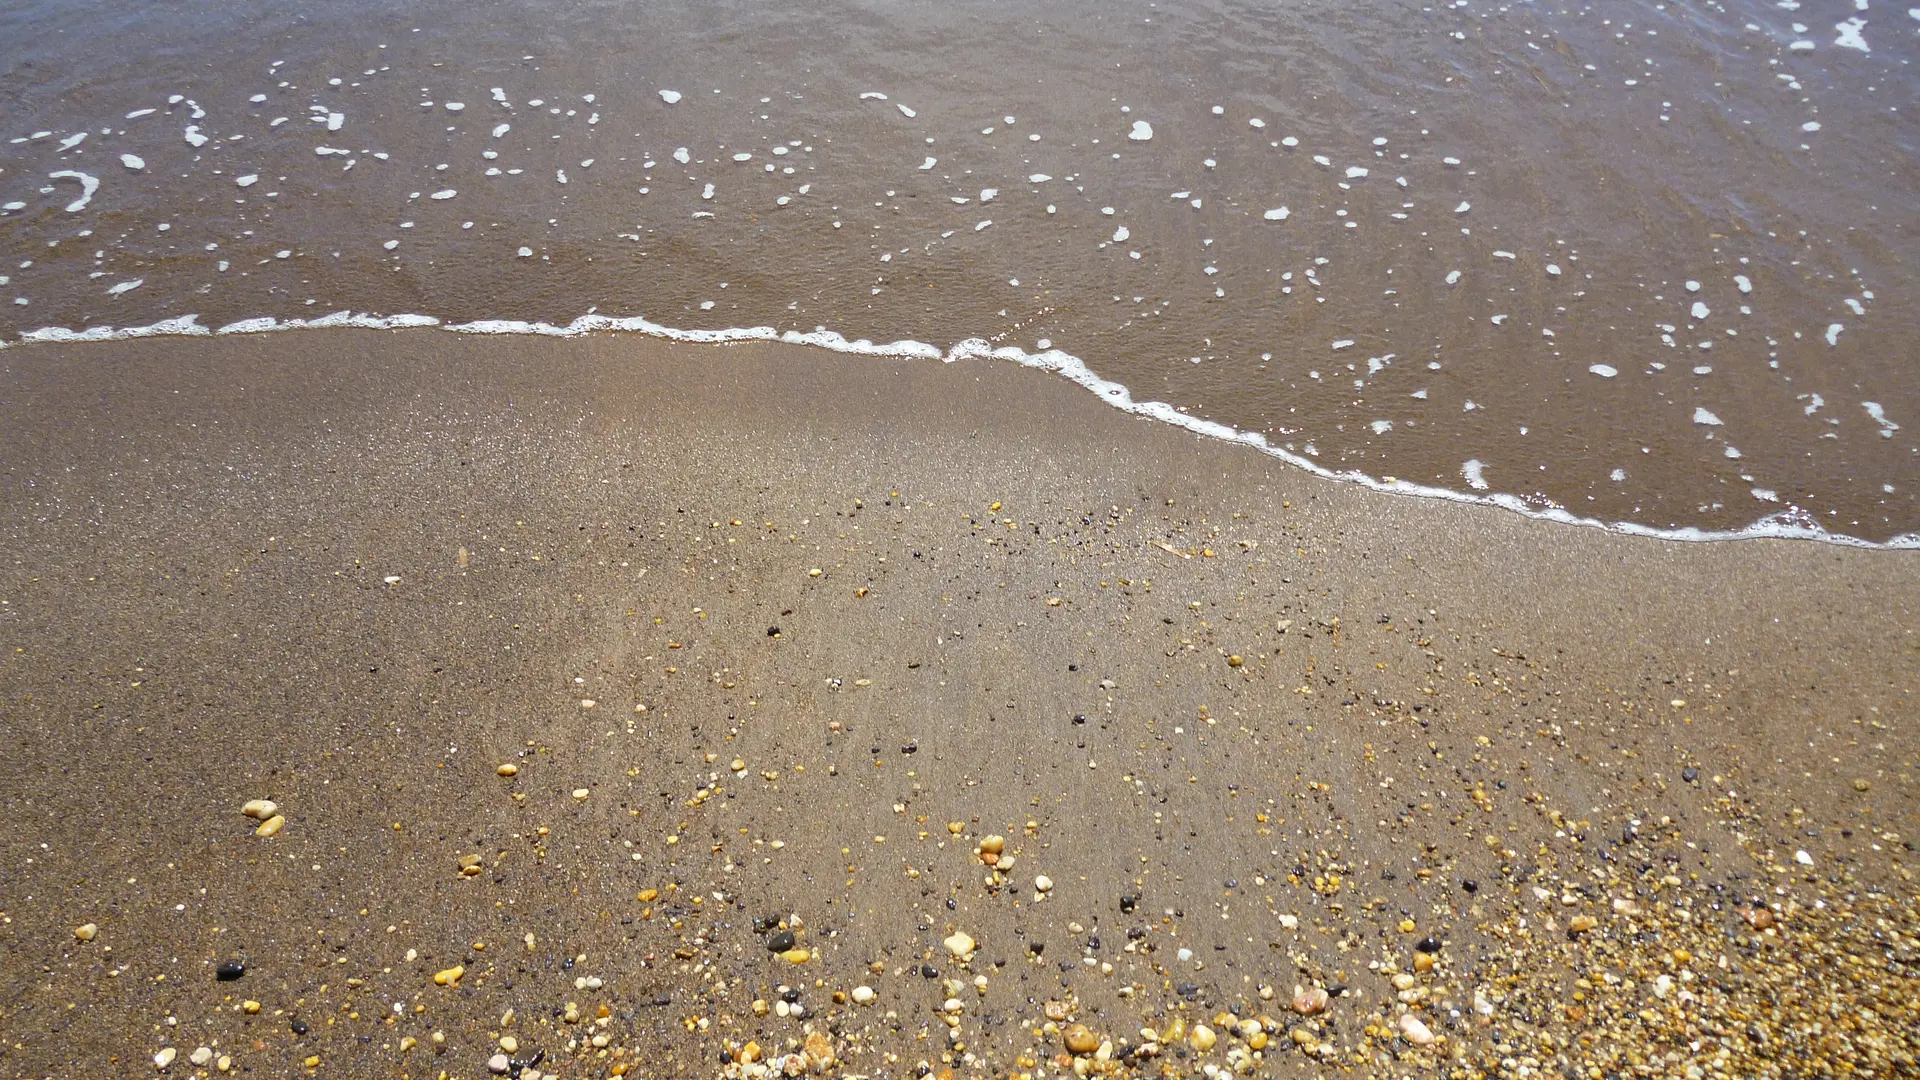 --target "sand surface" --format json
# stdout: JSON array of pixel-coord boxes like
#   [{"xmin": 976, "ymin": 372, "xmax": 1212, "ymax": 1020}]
[{"xmin": 0, "ymin": 331, "xmax": 1915, "ymax": 1079}]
